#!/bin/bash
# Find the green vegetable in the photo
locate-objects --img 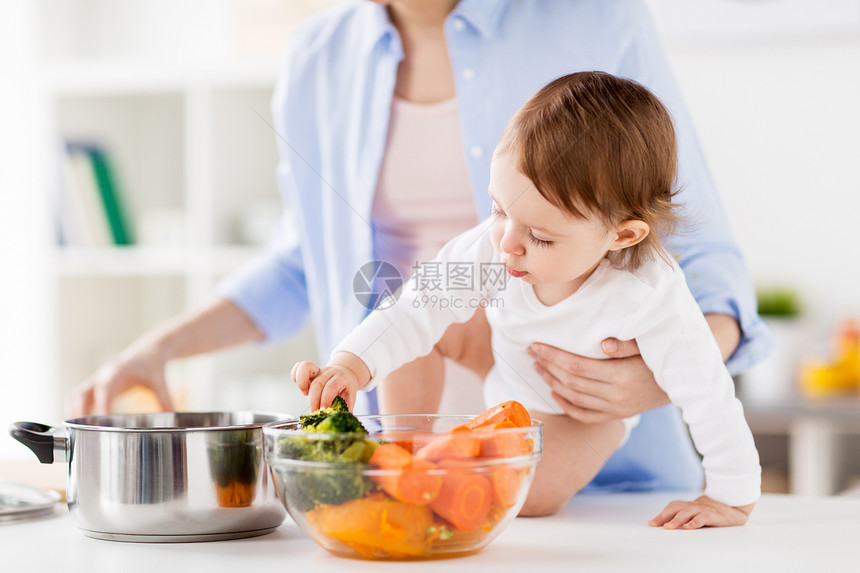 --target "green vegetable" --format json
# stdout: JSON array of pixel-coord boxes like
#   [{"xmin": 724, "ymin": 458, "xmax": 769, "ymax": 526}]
[
  {"xmin": 297, "ymin": 396, "xmax": 351, "ymax": 428},
  {"xmin": 314, "ymin": 411, "xmax": 367, "ymax": 434},
  {"xmin": 757, "ymin": 288, "xmax": 801, "ymax": 317},
  {"xmin": 278, "ymin": 398, "xmax": 379, "ymax": 512}
]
